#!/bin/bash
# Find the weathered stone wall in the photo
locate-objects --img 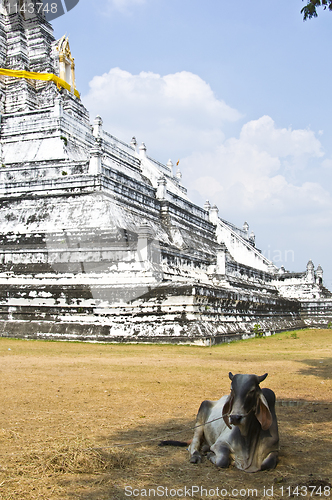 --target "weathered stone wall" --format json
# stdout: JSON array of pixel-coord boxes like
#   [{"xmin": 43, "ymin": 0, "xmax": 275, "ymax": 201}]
[
  {"xmin": 301, "ymin": 299, "xmax": 332, "ymax": 328},
  {"xmin": 0, "ymin": 280, "xmax": 306, "ymax": 345}
]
